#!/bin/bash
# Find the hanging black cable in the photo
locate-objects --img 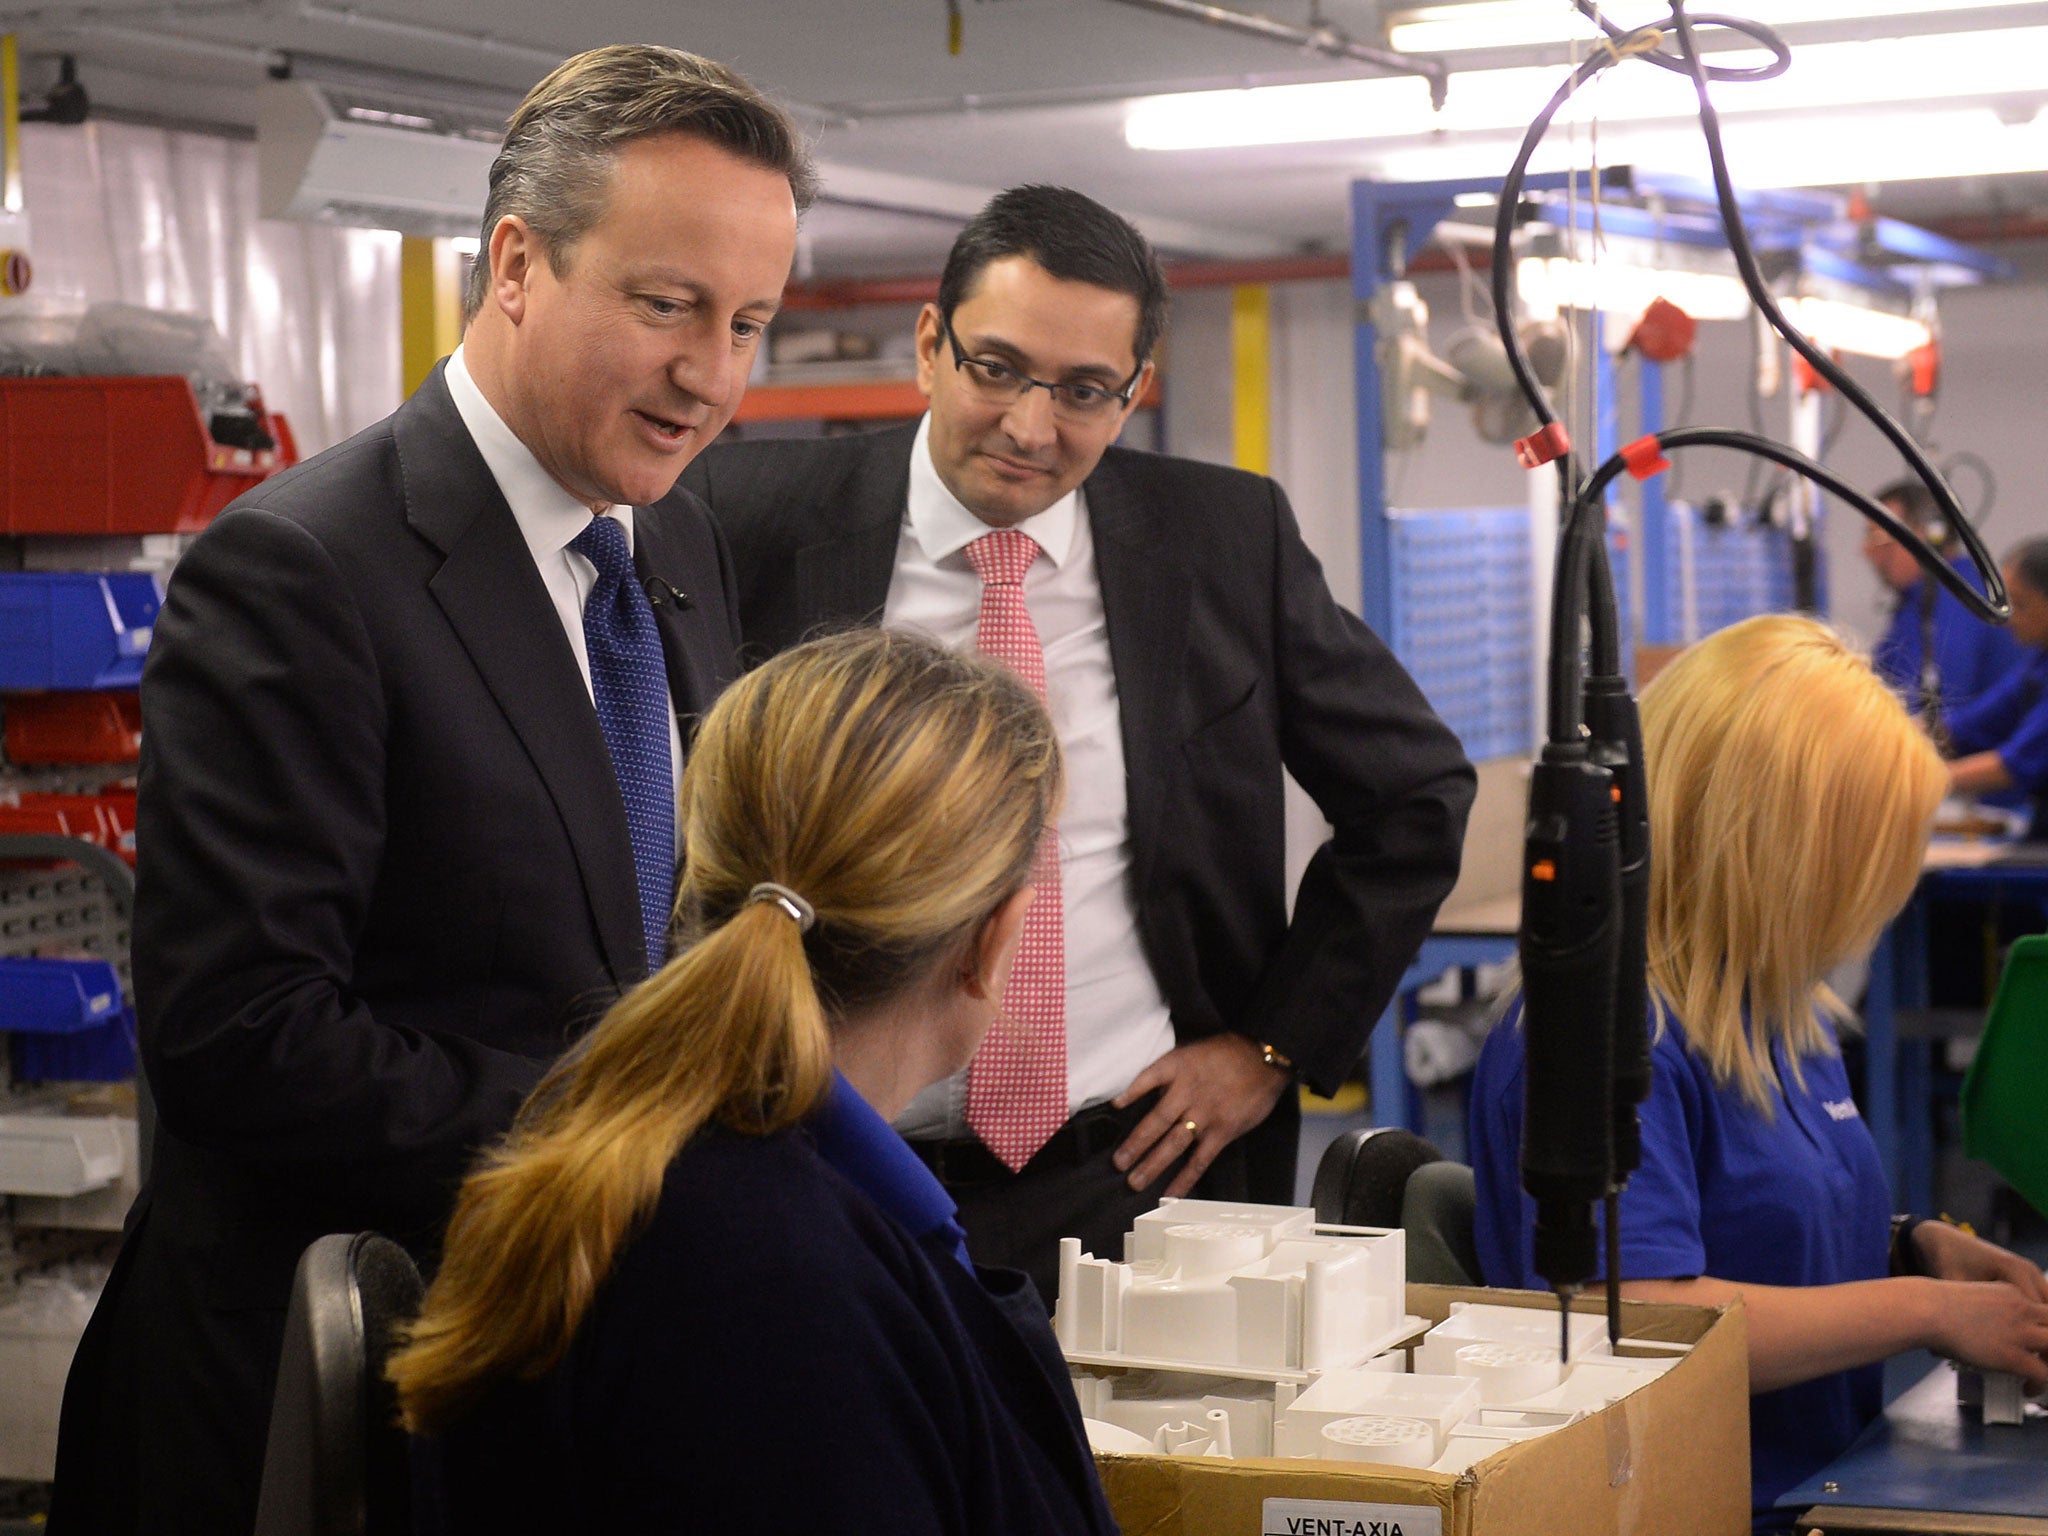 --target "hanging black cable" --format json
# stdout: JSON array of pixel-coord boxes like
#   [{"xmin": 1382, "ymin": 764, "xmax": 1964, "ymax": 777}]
[{"xmin": 1499, "ymin": 0, "xmax": 2012, "ymax": 1364}]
